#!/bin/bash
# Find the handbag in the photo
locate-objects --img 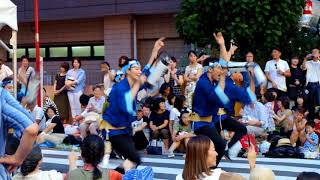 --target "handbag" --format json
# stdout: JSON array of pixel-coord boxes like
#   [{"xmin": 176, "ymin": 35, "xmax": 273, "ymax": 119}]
[{"xmin": 147, "ymin": 140, "xmax": 162, "ymax": 155}]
